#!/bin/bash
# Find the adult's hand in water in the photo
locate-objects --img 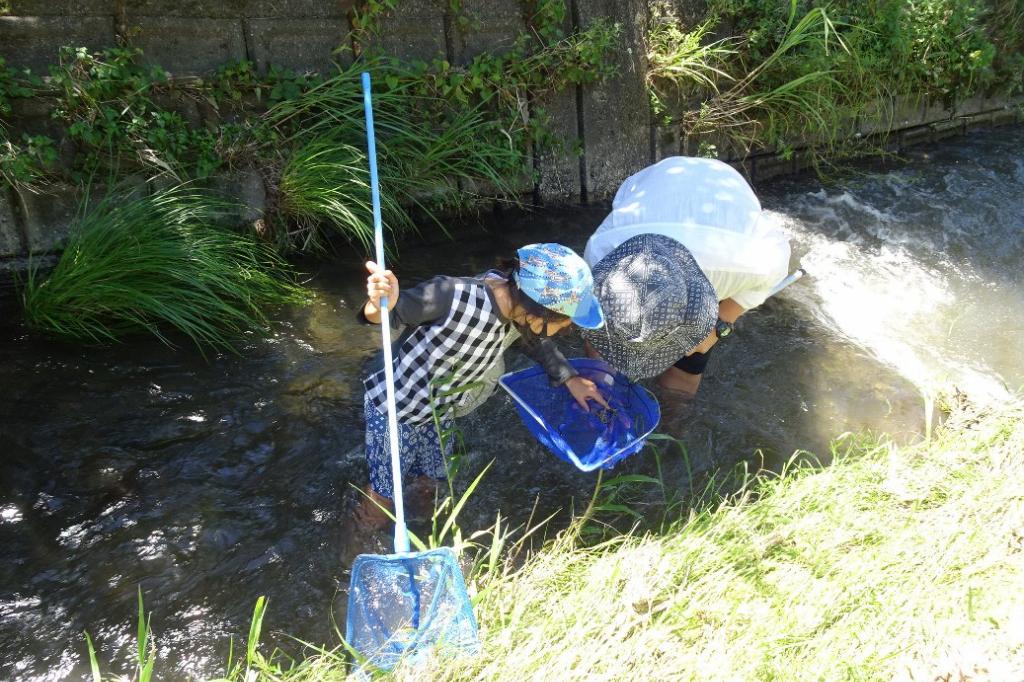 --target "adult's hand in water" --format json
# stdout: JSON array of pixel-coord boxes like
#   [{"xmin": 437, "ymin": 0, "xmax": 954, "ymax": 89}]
[
  {"xmin": 564, "ymin": 376, "xmax": 610, "ymax": 412},
  {"xmin": 364, "ymin": 260, "xmax": 399, "ymax": 324}
]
